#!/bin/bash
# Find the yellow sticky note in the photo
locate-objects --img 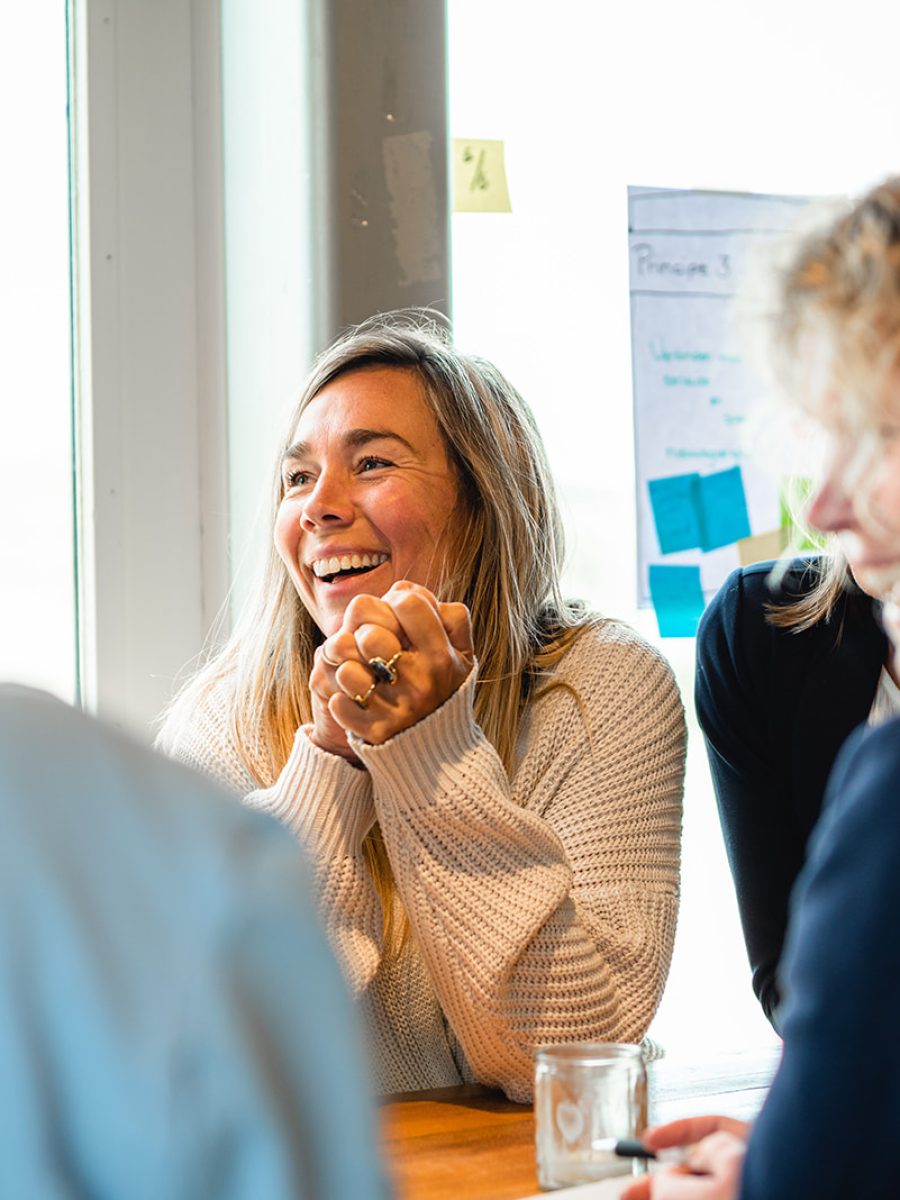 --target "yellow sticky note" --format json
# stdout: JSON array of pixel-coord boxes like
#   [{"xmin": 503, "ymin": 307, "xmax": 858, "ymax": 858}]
[
  {"xmin": 452, "ymin": 139, "xmax": 512, "ymax": 213},
  {"xmin": 736, "ymin": 528, "xmax": 787, "ymax": 567}
]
